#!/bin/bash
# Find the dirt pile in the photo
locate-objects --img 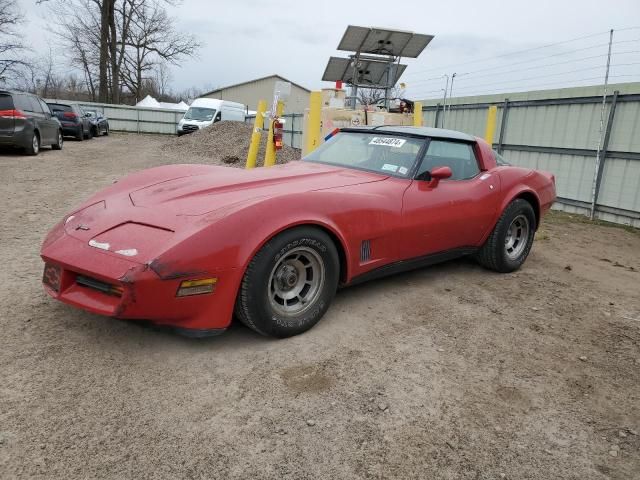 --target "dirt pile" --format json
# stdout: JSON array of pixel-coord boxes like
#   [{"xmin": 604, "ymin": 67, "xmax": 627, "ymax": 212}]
[{"xmin": 164, "ymin": 121, "xmax": 301, "ymax": 167}]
